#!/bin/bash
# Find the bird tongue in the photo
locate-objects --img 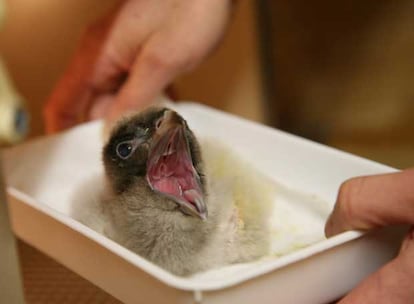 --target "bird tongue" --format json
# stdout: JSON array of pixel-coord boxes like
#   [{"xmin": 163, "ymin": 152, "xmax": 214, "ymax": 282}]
[{"xmin": 146, "ymin": 127, "xmax": 206, "ymax": 219}]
